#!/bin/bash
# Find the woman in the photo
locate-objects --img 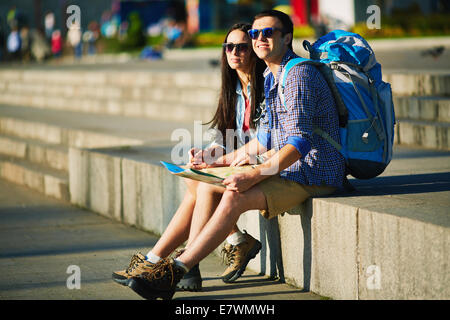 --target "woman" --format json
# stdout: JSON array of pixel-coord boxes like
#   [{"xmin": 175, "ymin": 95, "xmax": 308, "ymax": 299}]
[{"xmin": 112, "ymin": 23, "xmax": 266, "ymax": 291}]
